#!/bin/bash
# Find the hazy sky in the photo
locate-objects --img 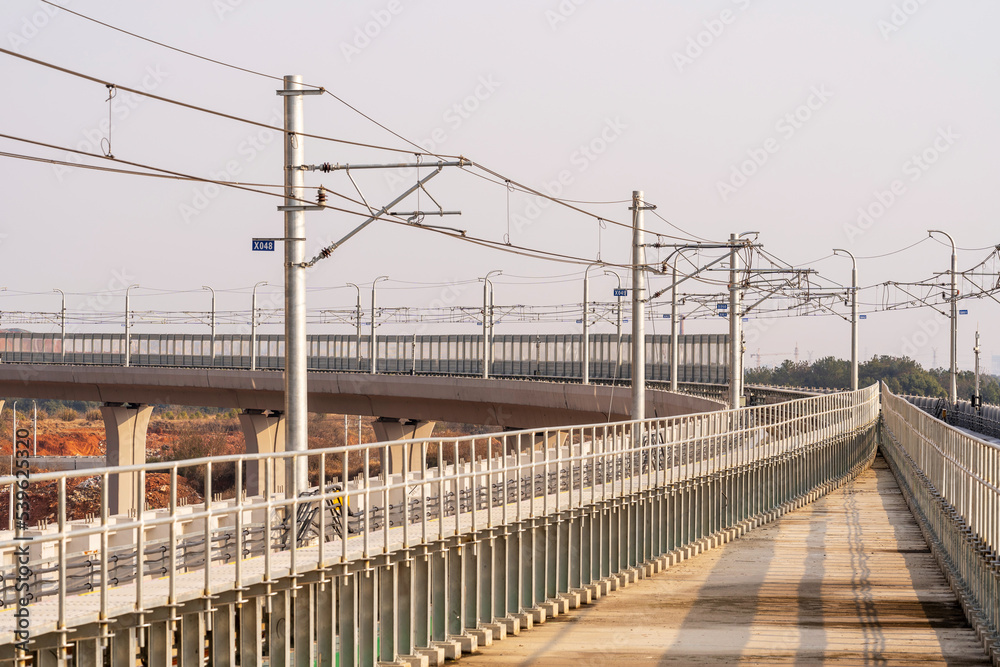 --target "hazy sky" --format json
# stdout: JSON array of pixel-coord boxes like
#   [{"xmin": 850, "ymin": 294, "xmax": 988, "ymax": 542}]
[{"xmin": 1, "ymin": 0, "xmax": 998, "ymax": 374}]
